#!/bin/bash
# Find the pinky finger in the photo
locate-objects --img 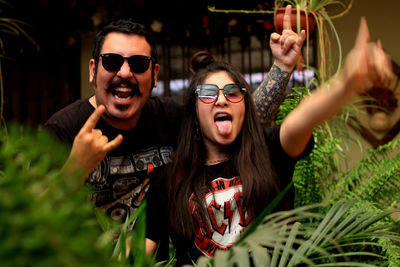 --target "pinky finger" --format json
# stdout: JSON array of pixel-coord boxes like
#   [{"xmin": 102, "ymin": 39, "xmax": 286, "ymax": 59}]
[{"xmin": 105, "ymin": 134, "xmax": 123, "ymax": 153}]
